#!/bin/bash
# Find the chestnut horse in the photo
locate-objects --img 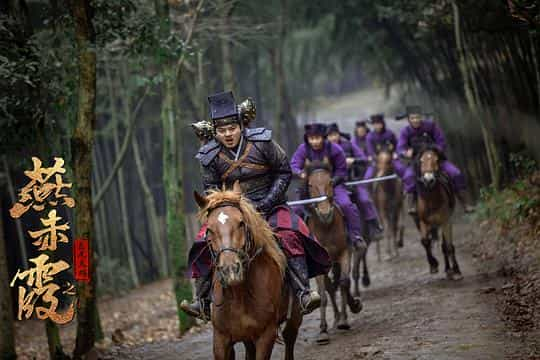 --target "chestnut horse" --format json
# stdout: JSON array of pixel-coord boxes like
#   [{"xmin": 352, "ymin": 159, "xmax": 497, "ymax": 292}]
[
  {"xmin": 373, "ymin": 147, "xmax": 404, "ymax": 261},
  {"xmin": 416, "ymin": 149, "xmax": 463, "ymax": 281},
  {"xmin": 194, "ymin": 182, "xmax": 302, "ymax": 360},
  {"xmin": 304, "ymin": 159, "xmax": 362, "ymax": 345}
]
